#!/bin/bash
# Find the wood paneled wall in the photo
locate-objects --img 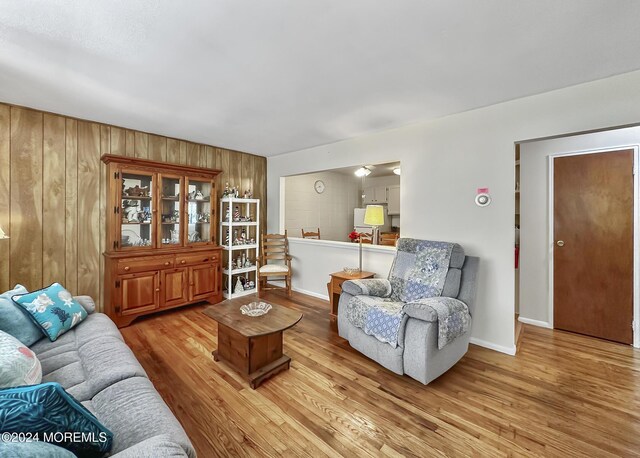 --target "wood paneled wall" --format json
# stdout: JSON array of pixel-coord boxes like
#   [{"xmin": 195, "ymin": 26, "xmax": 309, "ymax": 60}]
[{"xmin": 0, "ymin": 103, "xmax": 267, "ymax": 310}]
